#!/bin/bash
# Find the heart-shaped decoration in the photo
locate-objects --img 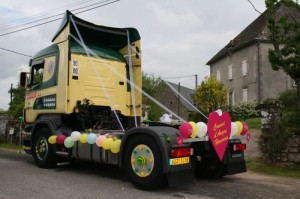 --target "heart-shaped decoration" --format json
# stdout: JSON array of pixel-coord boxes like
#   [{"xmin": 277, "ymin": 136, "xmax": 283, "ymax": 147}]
[{"xmin": 207, "ymin": 111, "xmax": 231, "ymax": 161}]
